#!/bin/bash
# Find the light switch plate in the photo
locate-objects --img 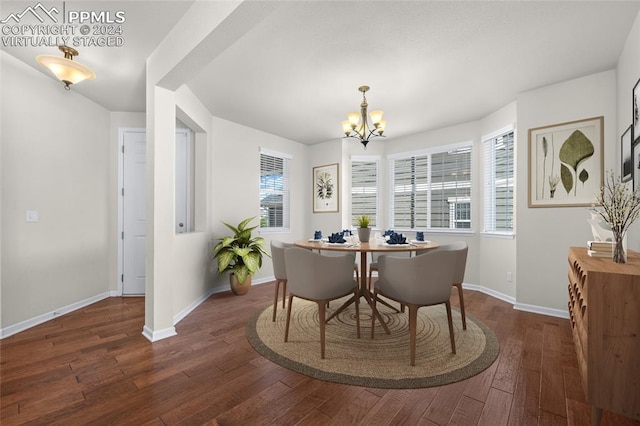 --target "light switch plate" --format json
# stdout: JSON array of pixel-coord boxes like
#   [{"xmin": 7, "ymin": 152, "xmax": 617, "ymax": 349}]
[{"xmin": 26, "ymin": 210, "xmax": 39, "ymax": 223}]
